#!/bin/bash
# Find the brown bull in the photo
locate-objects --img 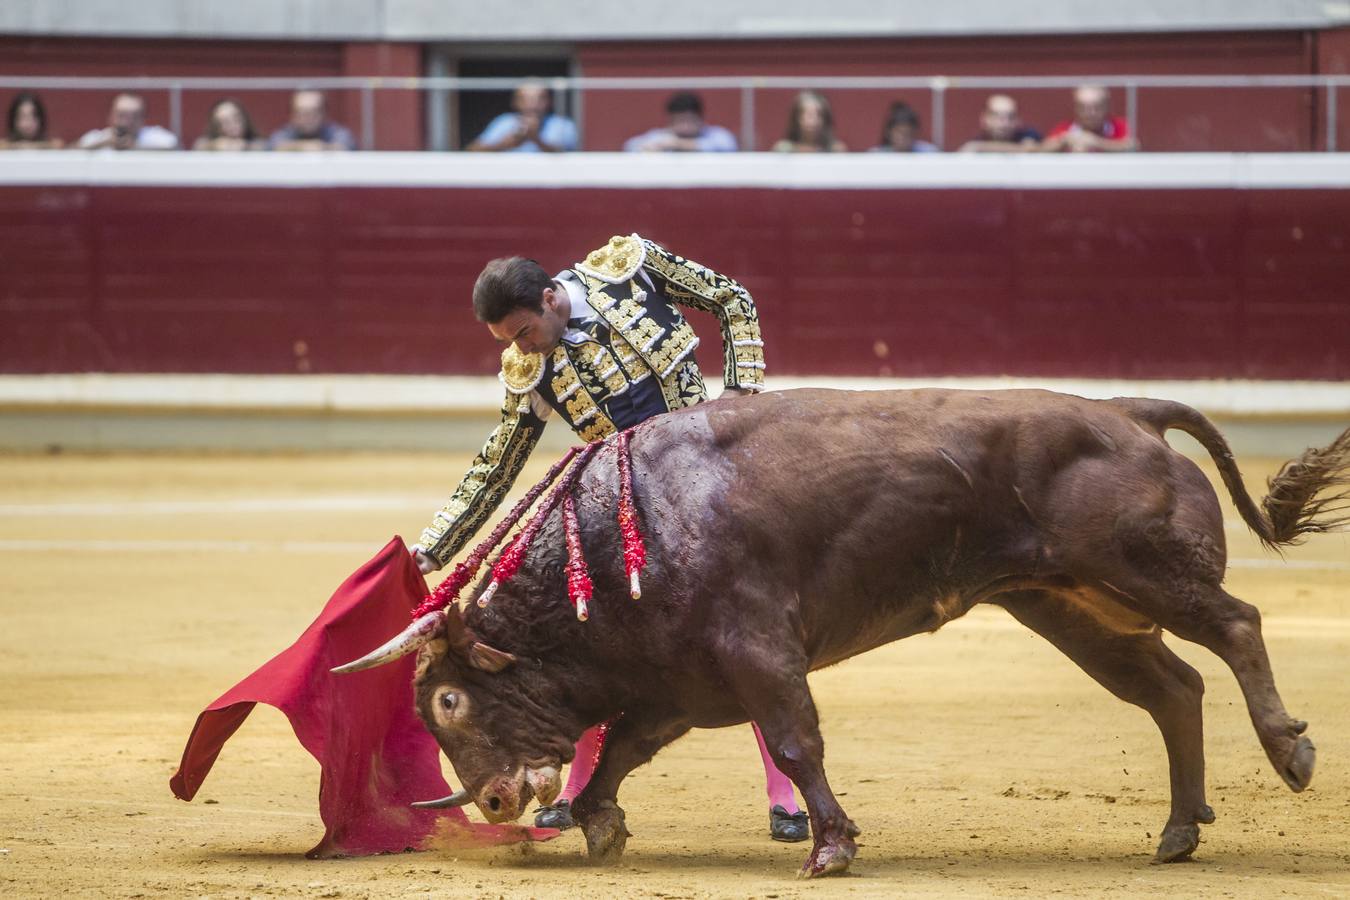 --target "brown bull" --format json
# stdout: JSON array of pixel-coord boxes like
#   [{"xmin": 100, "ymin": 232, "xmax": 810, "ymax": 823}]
[{"xmin": 338, "ymin": 388, "xmax": 1350, "ymax": 877}]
